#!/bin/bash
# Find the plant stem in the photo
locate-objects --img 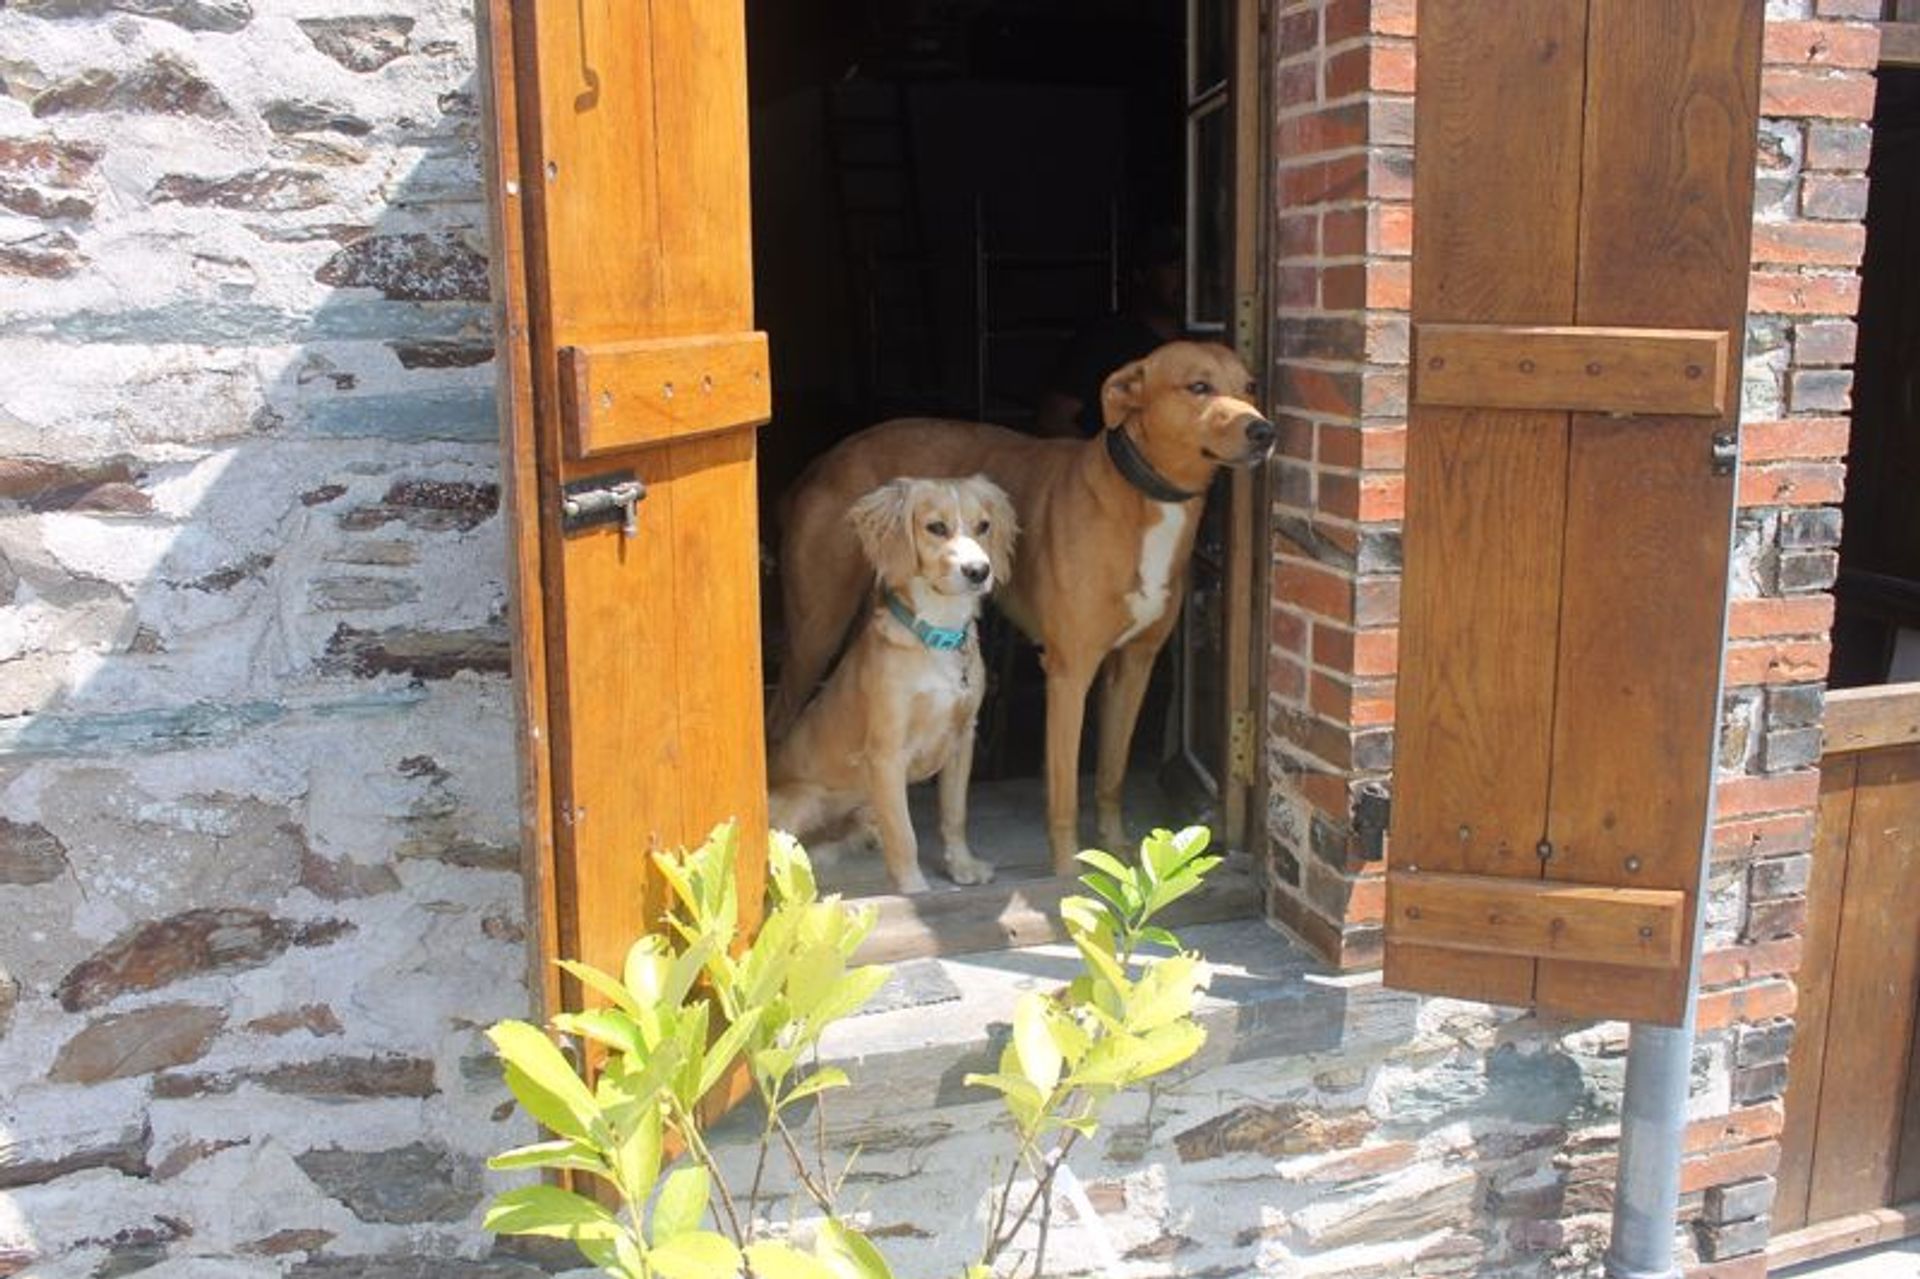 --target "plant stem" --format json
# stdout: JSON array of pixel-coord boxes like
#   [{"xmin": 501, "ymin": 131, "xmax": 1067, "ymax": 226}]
[
  {"xmin": 675, "ymin": 1103, "xmax": 749, "ymax": 1246},
  {"xmin": 772, "ymin": 1114, "xmax": 836, "ymax": 1212},
  {"xmin": 988, "ymin": 1129, "xmax": 1082, "ymax": 1262}
]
